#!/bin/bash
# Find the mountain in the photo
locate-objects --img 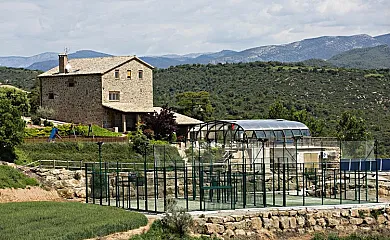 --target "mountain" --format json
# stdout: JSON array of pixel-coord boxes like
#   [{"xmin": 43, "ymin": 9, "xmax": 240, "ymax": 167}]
[
  {"xmin": 328, "ymin": 45, "xmax": 390, "ymax": 69},
  {"xmin": 0, "ymin": 52, "xmax": 58, "ymax": 68},
  {"xmin": 144, "ymin": 33, "xmax": 390, "ymax": 68},
  {"xmin": 27, "ymin": 50, "xmax": 112, "ymax": 71},
  {"xmin": 375, "ymin": 33, "xmax": 390, "ymax": 46},
  {"xmin": 1, "ymin": 33, "xmax": 390, "ymax": 70}
]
